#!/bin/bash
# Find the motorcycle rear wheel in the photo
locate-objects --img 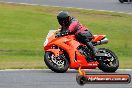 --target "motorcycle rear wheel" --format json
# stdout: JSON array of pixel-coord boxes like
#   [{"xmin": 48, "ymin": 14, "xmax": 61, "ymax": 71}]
[
  {"xmin": 44, "ymin": 51, "xmax": 69, "ymax": 73},
  {"xmin": 98, "ymin": 48, "xmax": 119, "ymax": 72},
  {"xmin": 119, "ymin": 0, "xmax": 124, "ymax": 3}
]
